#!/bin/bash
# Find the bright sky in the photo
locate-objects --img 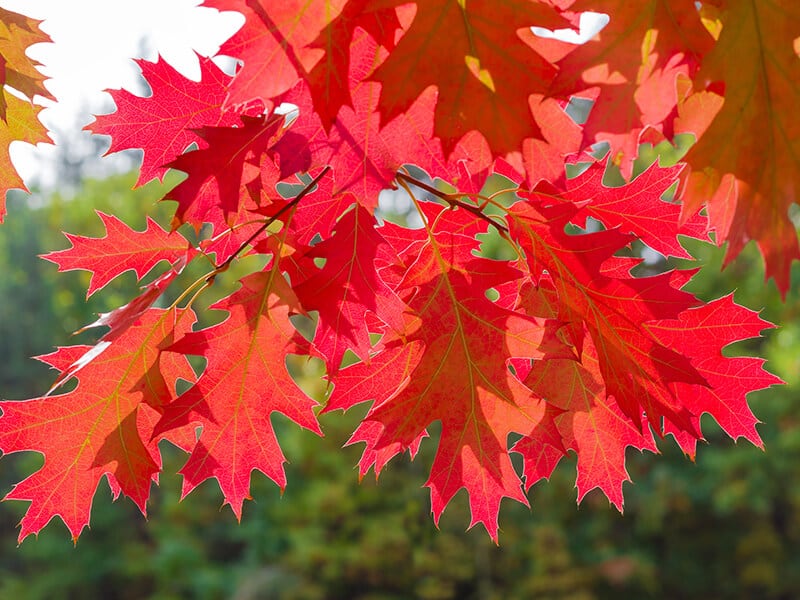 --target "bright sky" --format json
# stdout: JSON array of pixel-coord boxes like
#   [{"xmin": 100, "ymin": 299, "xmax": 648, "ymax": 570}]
[
  {"xmin": 0, "ymin": 1, "xmax": 607, "ymax": 189},
  {"xmin": 1, "ymin": 0, "xmax": 243, "ymax": 187}
]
